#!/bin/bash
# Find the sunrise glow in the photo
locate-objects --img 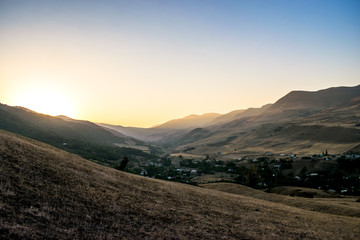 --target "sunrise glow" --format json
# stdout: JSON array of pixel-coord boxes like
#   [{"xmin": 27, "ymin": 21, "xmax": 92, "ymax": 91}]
[
  {"xmin": 9, "ymin": 77, "xmax": 76, "ymax": 118},
  {"xmin": 14, "ymin": 90, "xmax": 74, "ymax": 118}
]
